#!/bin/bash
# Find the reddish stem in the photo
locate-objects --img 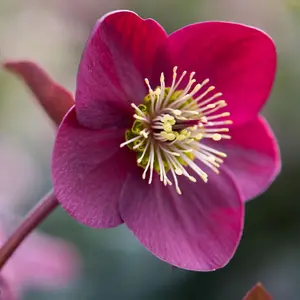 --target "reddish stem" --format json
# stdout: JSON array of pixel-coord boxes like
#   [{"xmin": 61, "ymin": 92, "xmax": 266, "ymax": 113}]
[{"xmin": 0, "ymin": 190, "xmax": 58, "ymax": 269}]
